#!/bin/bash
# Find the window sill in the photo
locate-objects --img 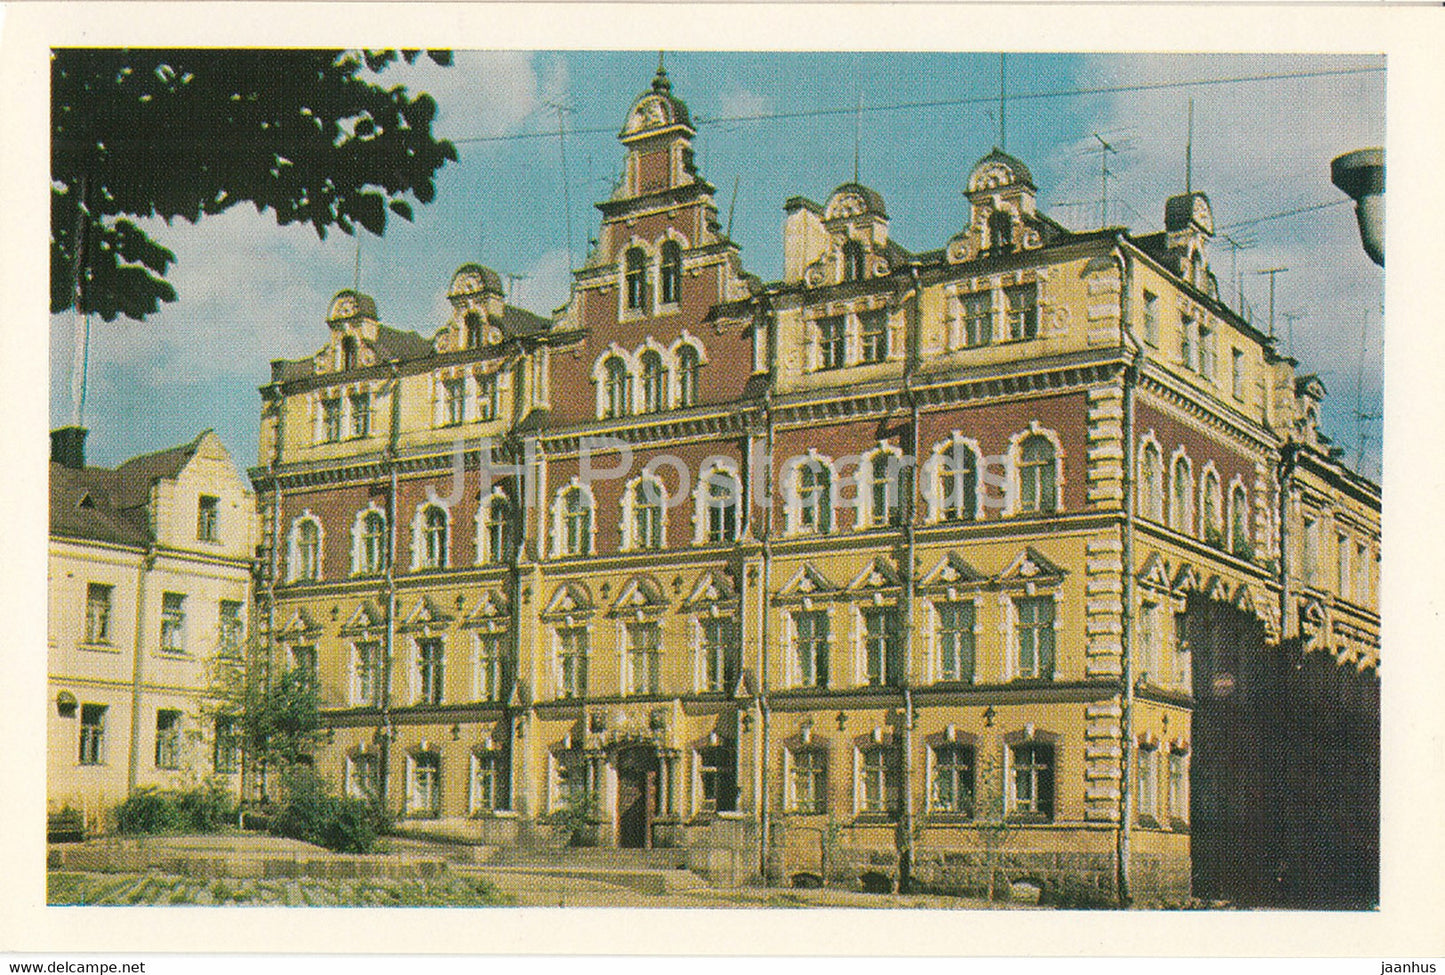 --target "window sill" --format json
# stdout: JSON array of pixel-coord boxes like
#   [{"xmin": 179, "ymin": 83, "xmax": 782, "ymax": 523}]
[
  {"xmin": 78, "ymin": 642, "xmax": 120, "ymax": 653},
  {"xmin": 922, "ymin": 811, "xmax": 976, "ymax": 823},
  {"xmin": 851, "ymin": 812, "xmax": 899, "ymax": 825},
  {"xmin": 1005, "ymin": 812, "xmax": 1053, "ymax": 826},
  {"xmin": 470, "ymin": 809, "xmax": 518, "ymax": 819},
  {"xmin": 158, "ymin": 649, "xmax": 190, "ymax": 659}
]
